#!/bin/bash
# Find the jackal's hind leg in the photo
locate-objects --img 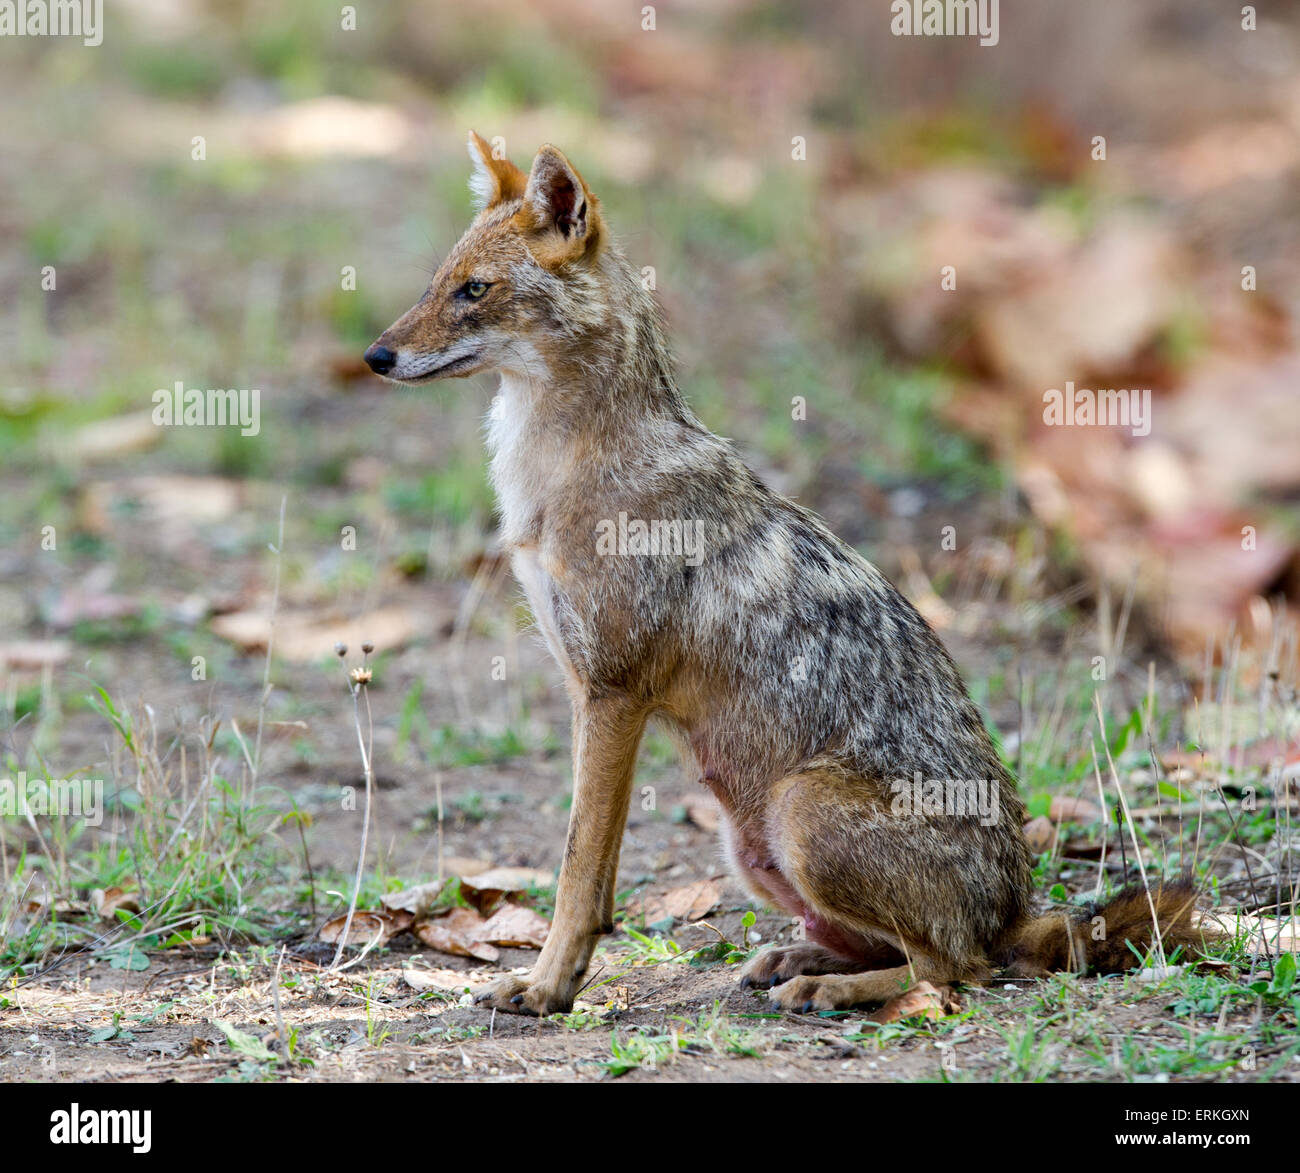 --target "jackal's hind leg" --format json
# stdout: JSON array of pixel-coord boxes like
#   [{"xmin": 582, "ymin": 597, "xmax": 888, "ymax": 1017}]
[
  {"xmin": 739, "ymin": 943, "xmax": 860, "ymax": 989},
  {"xmin": 757, "ymin": 767, "xmax": 995, "ymax": 1012},
  {"xmin": 770, "ymin": 958, "xmax": 969, "ymax": 1013},
  {"xmin": 739, "ymin": 936, "xmax": 905, "ymax": 989}
]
